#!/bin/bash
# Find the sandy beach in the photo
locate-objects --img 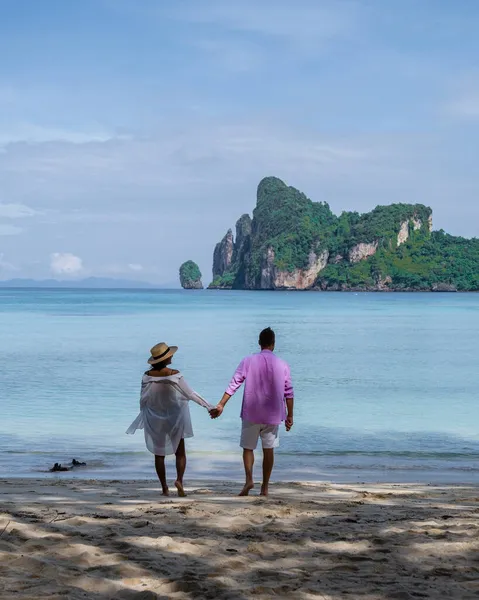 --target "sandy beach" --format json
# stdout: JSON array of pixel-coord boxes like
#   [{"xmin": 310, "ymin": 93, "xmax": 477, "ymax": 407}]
[{"xmin": 0, "ymin": 479, "xmax": 478, "ymax": 599}]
